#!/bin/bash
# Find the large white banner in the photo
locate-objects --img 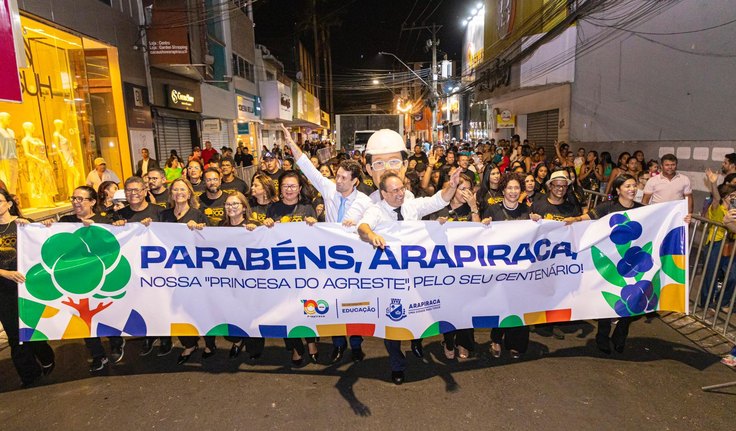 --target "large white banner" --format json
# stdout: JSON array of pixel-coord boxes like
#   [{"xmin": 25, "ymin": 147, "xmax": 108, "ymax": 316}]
[{"xmin": 17, "ymin": 201, "xmax": 688, "ymax": 342}]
